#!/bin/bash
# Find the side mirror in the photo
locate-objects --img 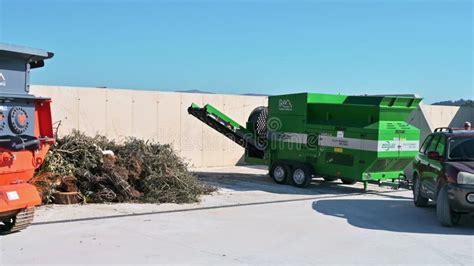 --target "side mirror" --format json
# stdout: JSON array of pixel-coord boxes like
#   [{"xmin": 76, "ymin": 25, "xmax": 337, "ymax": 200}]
[{"xmin": 427, "ymin": 151, "xmax": 441, "ymax": 160}]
